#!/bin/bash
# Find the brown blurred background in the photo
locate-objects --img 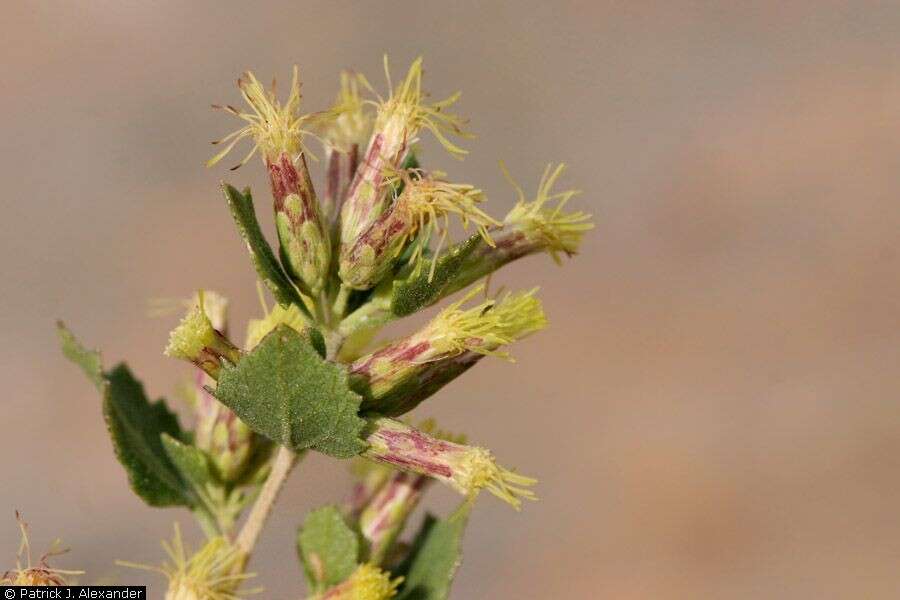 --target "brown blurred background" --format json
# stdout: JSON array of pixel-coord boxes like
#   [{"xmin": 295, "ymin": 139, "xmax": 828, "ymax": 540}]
[{"xmin": 3, "ymin": 1, "xmax": 900, "ymax": 597}]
